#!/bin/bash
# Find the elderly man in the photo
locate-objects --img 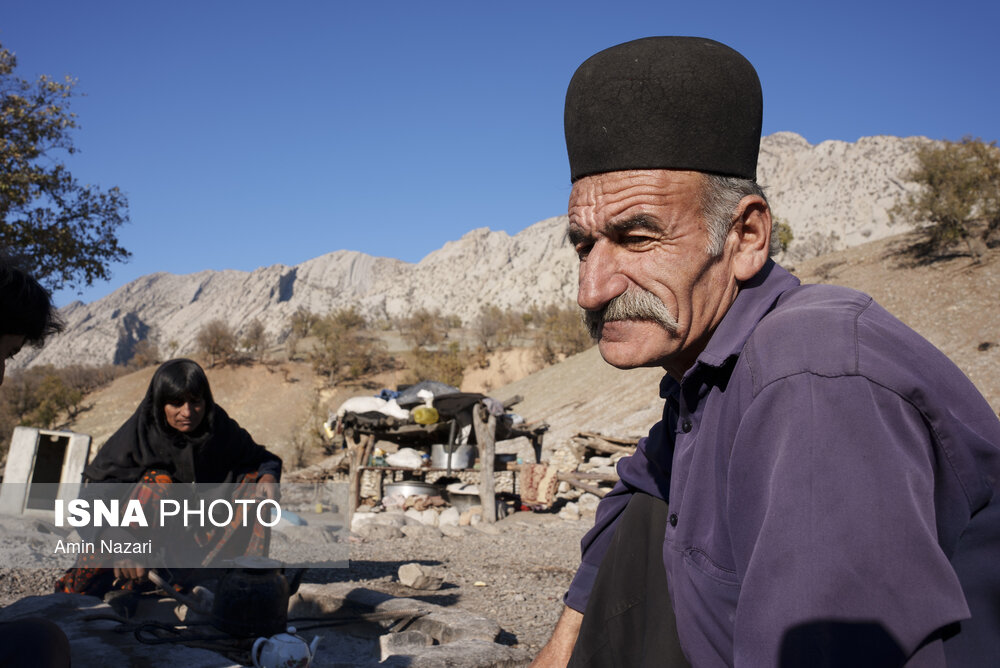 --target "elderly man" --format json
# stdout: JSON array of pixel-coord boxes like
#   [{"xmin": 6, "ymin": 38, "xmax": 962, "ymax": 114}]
[{"xmin": 533, "ymin": 37, "xmax": 1000, "ymax": 667}]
